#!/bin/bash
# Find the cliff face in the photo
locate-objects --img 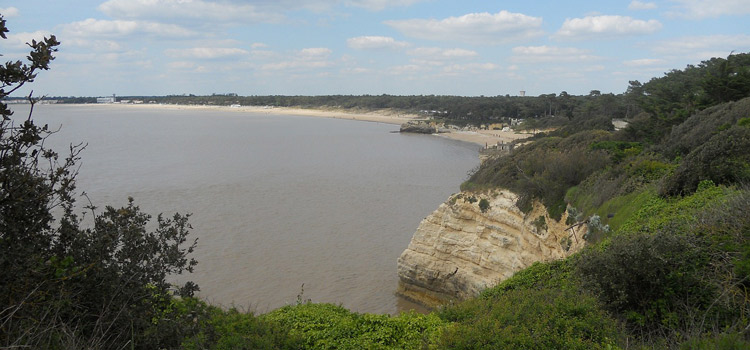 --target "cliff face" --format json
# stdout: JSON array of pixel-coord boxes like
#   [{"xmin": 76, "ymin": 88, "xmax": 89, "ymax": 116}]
[{"xmin": 397, "ymin": 190, "xmax": 585, "ymax": 308}]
